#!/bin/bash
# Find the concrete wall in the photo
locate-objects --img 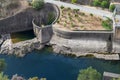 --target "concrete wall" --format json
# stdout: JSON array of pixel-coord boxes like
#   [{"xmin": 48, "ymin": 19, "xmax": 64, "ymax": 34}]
[
  {"xmin": 53, "ymin": 26, "xmax": 114, "ymax": 53},
  {"xmin": 32, "ymin": 4, "xmax": 60, "ymax": 44},
  {"xmin": 0, "ymin": 3, "xmax": 57, "ymax": 34},
  {"xmin": 33, "ymin": 22, "xmax": 53, "ymax": 44},
  {"xmin": 53, "ymin": 26, "xmax": 113, "ymax": 40}
]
